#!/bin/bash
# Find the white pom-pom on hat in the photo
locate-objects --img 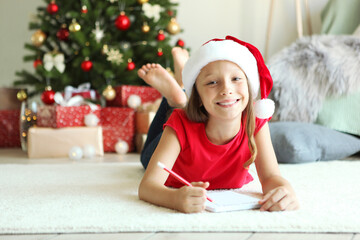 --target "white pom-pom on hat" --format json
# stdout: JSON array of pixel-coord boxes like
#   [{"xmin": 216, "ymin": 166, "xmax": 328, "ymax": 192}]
[
  {"xmin": 182, "ymin": 35, "xmax": 275, "ymax": 119},
  {"xmin": 254, "ymin": 99, "xmax": 275, "ymax": 119}
]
